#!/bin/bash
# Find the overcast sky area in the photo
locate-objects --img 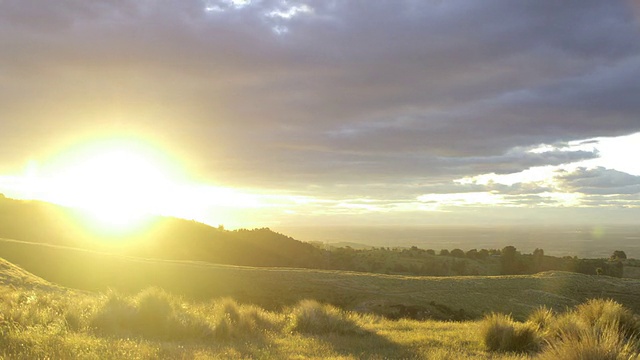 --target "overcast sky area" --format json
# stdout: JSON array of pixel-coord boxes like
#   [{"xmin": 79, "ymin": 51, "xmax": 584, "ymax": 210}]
[{"xmin": 1, "ymin": 0, "xmax": 640, "ymax": 228}]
